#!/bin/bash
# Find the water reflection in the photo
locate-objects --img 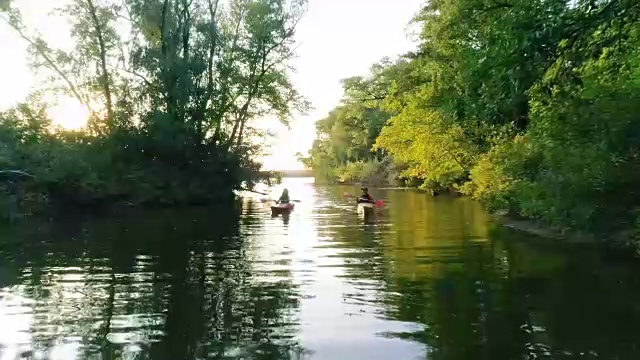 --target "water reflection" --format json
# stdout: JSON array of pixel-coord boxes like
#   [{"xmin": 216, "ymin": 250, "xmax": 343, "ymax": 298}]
[
  {"xmin": 0, "ymin": 202, "xmax": 303, "ymax": 360},
  {"xmin": 1, "ymin": 178, "xmax": 640, "ymax": 359}
]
